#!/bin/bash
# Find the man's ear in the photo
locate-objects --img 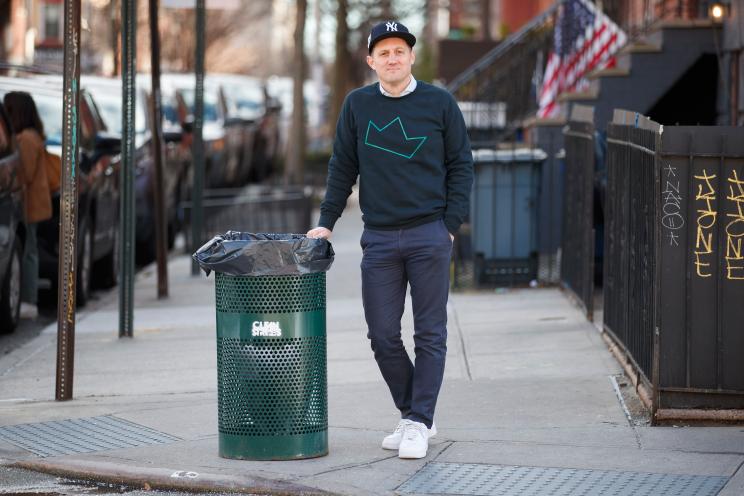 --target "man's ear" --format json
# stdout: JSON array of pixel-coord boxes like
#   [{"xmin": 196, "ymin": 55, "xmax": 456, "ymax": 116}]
[
  {"xmin": 366, "ymin": 55, "xmax": 375, "ymax": 70},
  {"xmin": 411, "ymin": 49, "xmax": 416, "ymax": 65}
]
